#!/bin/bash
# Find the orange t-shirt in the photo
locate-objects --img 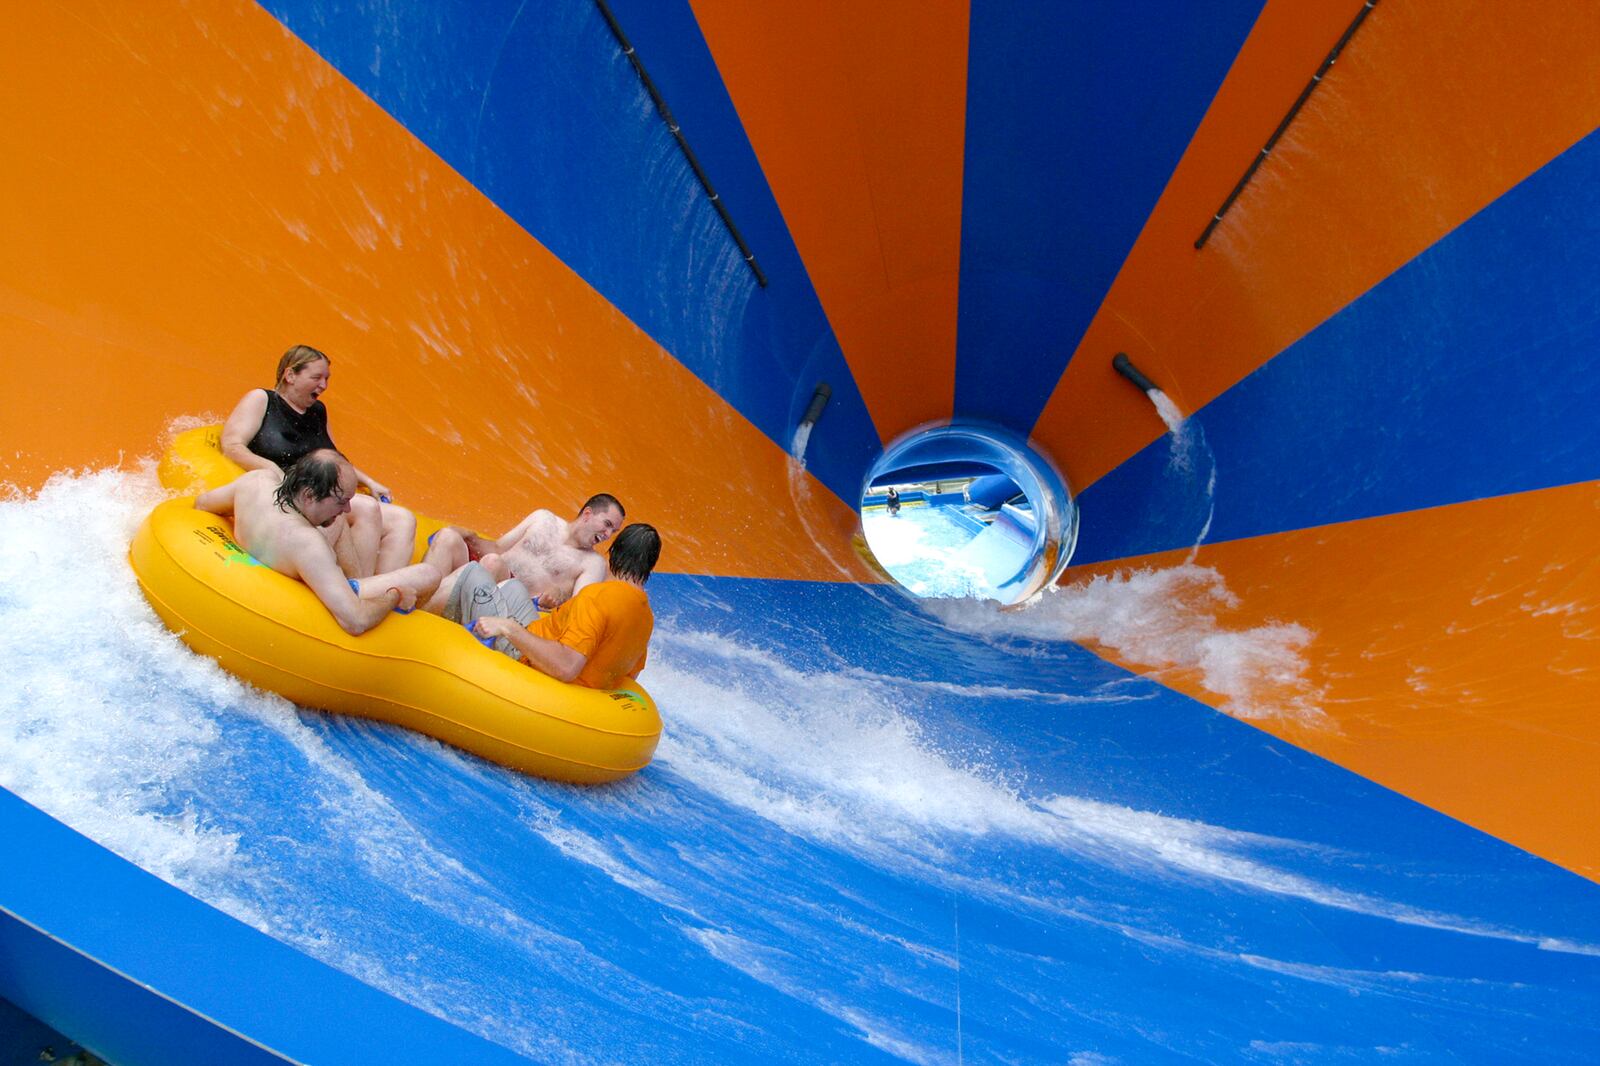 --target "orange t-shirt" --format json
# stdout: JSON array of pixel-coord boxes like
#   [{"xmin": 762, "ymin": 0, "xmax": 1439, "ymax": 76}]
[{"xmin": 528, "ymin": 580, "xmax": 654, "ymax": 689}]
